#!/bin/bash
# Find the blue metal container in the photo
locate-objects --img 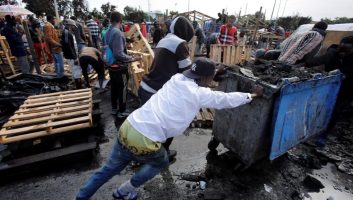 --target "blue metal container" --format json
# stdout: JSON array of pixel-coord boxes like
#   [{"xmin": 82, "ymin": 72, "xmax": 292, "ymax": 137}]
[{"xmin": 212, "ymin": 70, "xmax": 342, "ymax": 167}]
